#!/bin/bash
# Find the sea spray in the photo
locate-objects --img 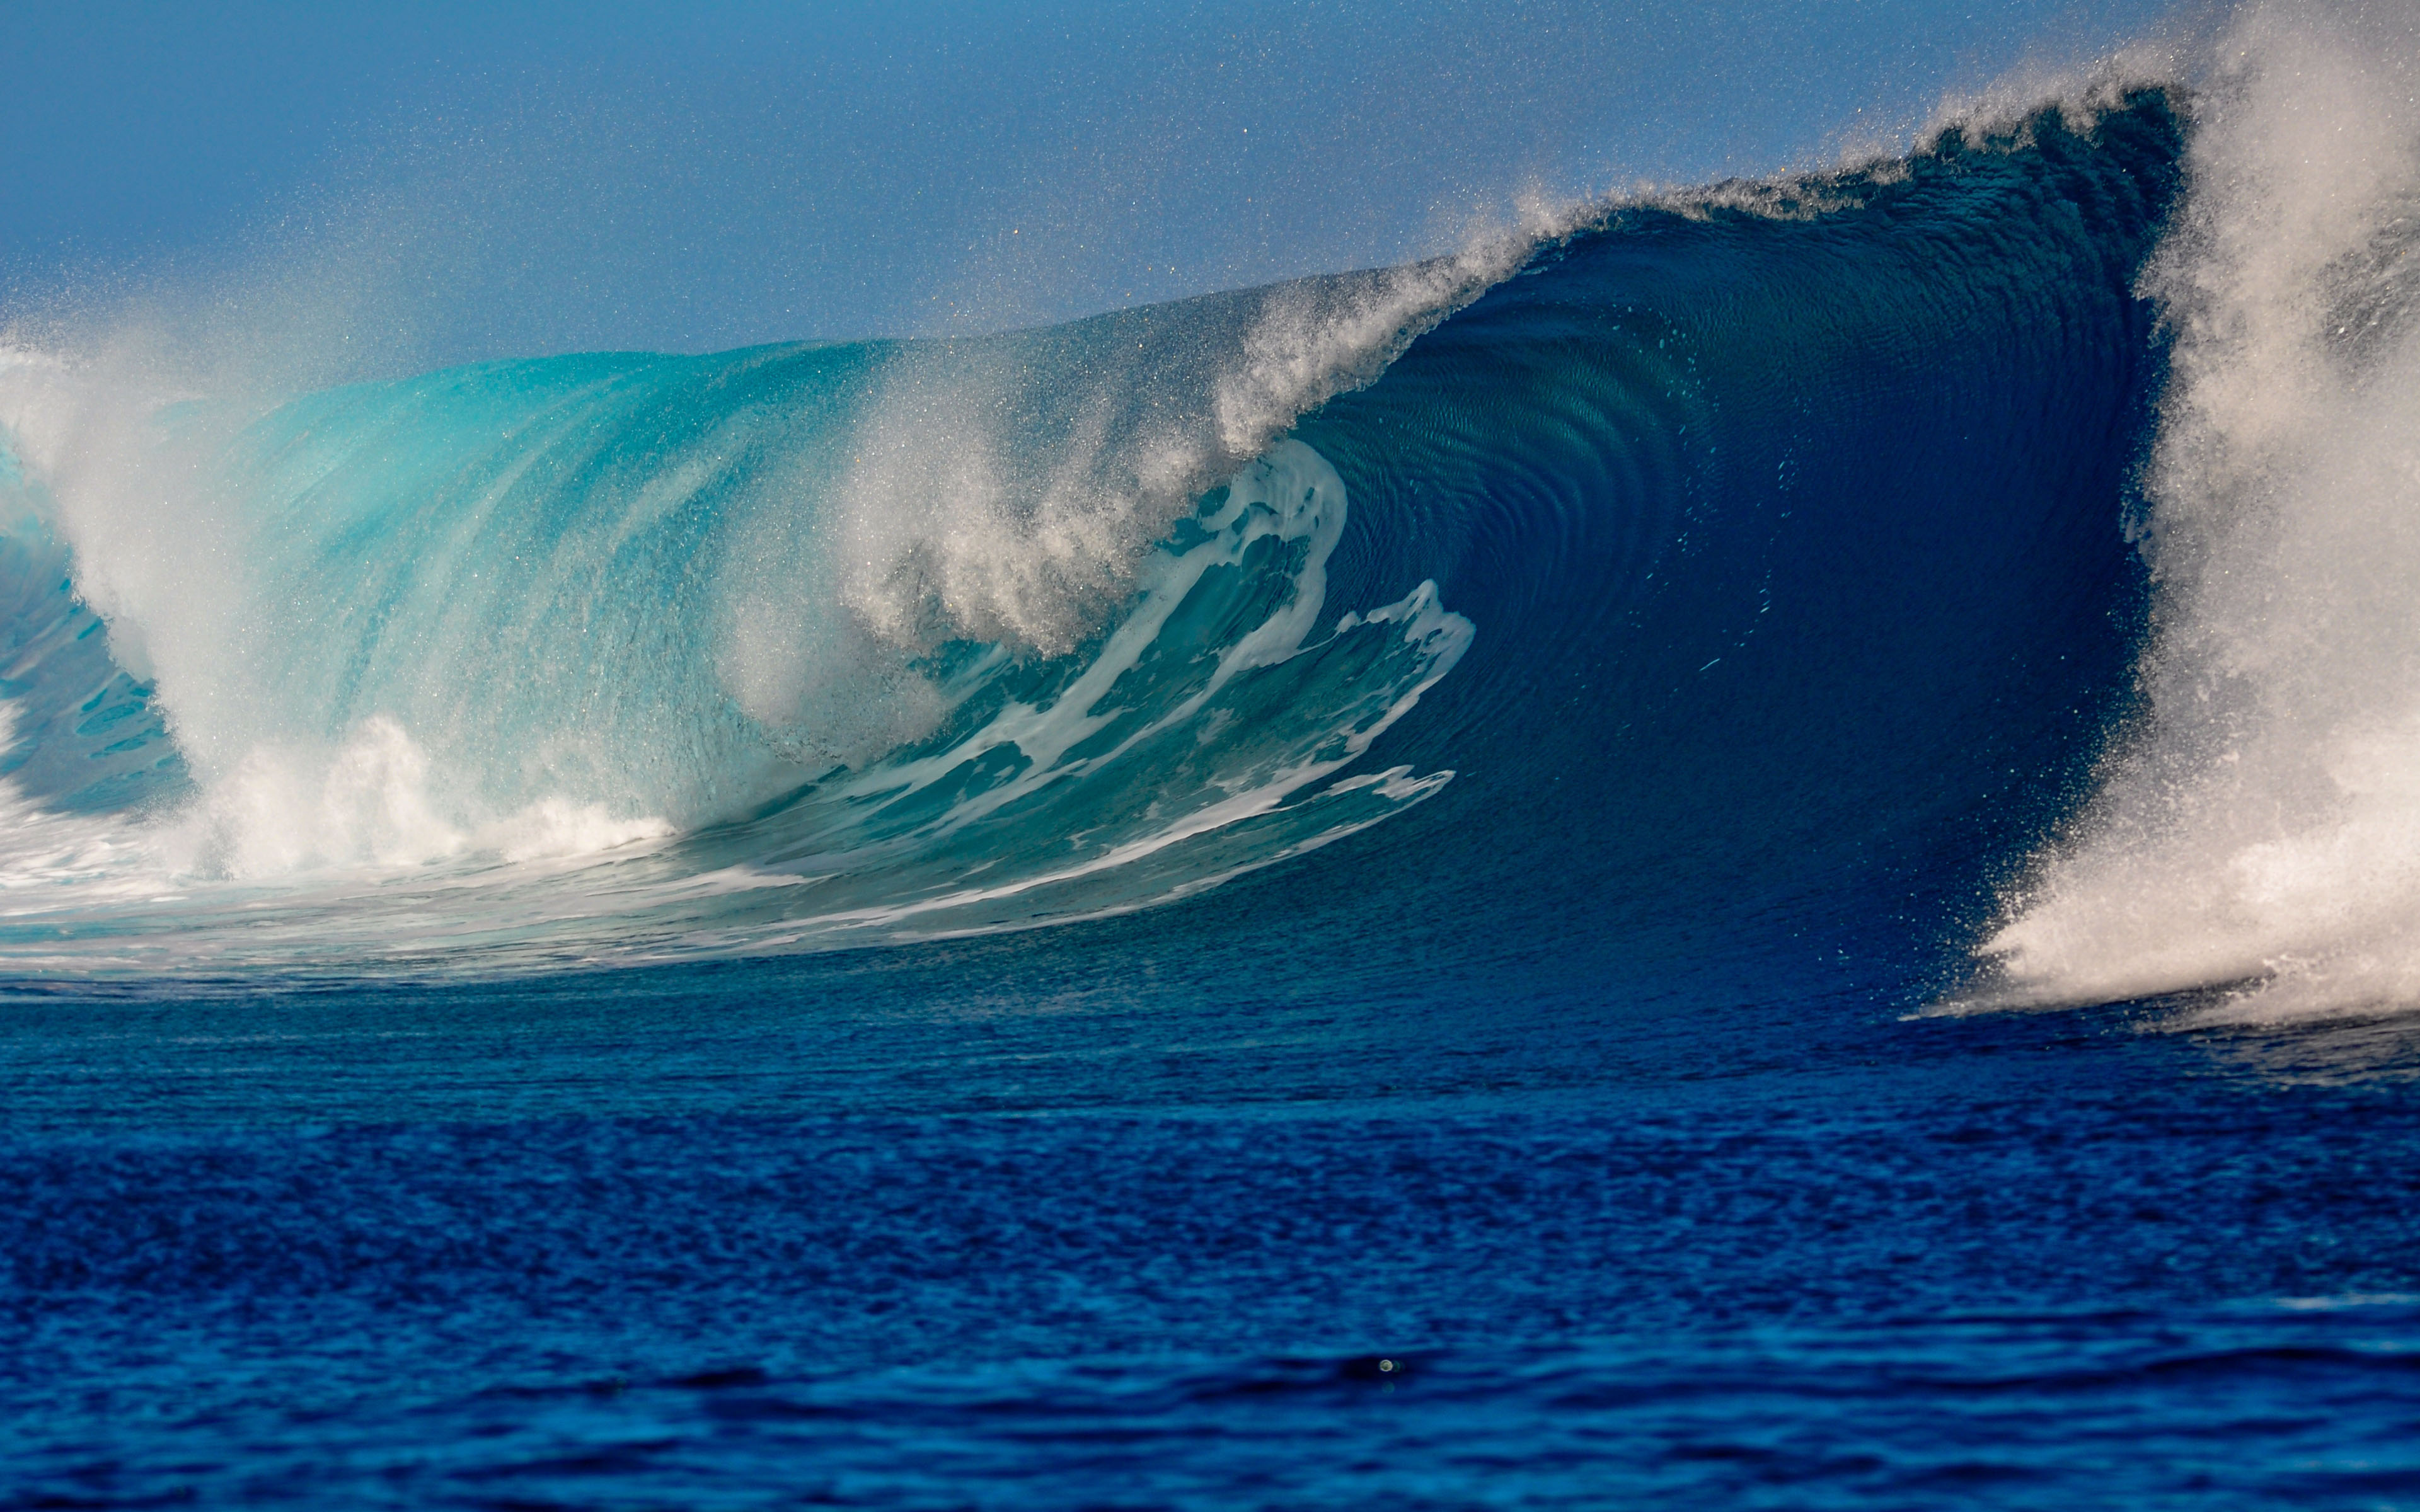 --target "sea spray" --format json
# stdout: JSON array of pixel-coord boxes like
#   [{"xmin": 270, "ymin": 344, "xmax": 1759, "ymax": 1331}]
[{"xmin": 1978, "ymin": 0, "xmax": 2420, "ymax": 1021}]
